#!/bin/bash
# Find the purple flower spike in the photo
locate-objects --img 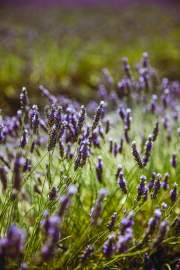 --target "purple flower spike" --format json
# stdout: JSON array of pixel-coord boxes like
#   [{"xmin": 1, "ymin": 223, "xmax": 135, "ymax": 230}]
[
  {"xmin": 171, "ymin": 154, "xmax": 177, "ymax": 168},
  {"xmin": 103, "ymin": 233, "xmax": 116, "ymax": 258},
  {"xmin": 20, "ymin": 86, "xmax": 29, "ymax": 111},
  {"xmin": 90, "ymin": 188, "xmax": 108, "ymax": 225},
  {"xmin": 148, "ymin": 172, "xmax": 156, "ymax": 190},
  {"xmin": 146, "ymin": 209, "xmax": 161, "ymax": 236},
  {"xmin": 151, "ymin": 173, "xmax": 161, "ymax": 199},
  {"xmin": 92, "ymin": 101, "xmax": 104, "ymax": 131},
  {"xmin": 0, "ymin": 166, "xmax": 8, "ymax": 191},
  {"xmin": 137, "ymin": 175, "xmax": 147, "ymax": 201},
  {"xmin": 107, "ymin": 212, "xmax": 117, "ymax": 231},
  {"xmin": 153, "ymin": 220, "xmax": 169, "ymax": 247},
  {"xmin": 96, "ymin": 156, "xmax": 103, "ymax": 183},
  {"xmin": 117, "ymin": 171, "xmax": 128, "ymax": 194},
  {"xmin": 152, "ymin": 121, "xmax": 159, "ymax": 142},
  {"xmin": 170, "ymin": 183, "xmax": 178, "ymax": 202},
  {"xmin": 20, "ymin": 129, "xmax": 28, "ymax": 148},
  {"xmin": 161, "ymin": 173, "xmax": 169, "ymax": 190},
  {"xmin": 0, "ymin": 225, "xmax": 26, "ymax": 259},
  {"xmin": 131, "ymin": 141, "xmax": 143, "ymax": 168},
  {"xmin": 142, "ymin": 135, "xmax": 153, "ymax": 167},
  {"xmin": 81, "ymin": 244, "xmax": 94, "ymax": 262}
]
